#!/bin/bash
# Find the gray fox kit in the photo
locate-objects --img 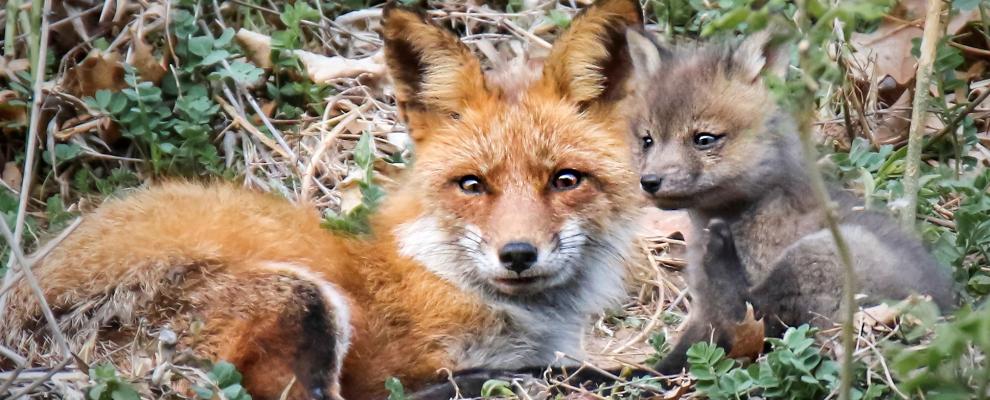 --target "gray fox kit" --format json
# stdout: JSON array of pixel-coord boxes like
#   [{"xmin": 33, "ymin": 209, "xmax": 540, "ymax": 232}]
[{"xmin": 623, "ymin": 29, "xmax": 955, "ymax": 373}]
